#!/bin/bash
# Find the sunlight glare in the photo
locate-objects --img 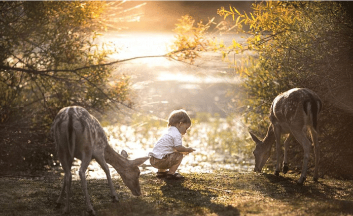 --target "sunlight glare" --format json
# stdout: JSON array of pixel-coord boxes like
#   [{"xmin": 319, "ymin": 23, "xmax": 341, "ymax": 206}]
[
  {"xmin": 157, "ymin": 71, "xmax": 241, "ymax": 84},
  {"xmin": 104, "ymin": 32, "xmax": 174, "ymax": 61}
]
